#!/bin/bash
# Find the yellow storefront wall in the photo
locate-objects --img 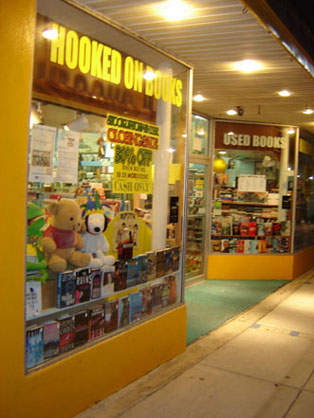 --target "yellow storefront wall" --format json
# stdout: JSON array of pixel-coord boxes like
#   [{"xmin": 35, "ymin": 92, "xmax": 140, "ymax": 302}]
[
  {"xmin": 207, "ymin": 246, "xmax": 314, "ymax": 280},
  {"xmin": 0, "ymin": 2, "xmax": 187, "ymax": 418}
]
